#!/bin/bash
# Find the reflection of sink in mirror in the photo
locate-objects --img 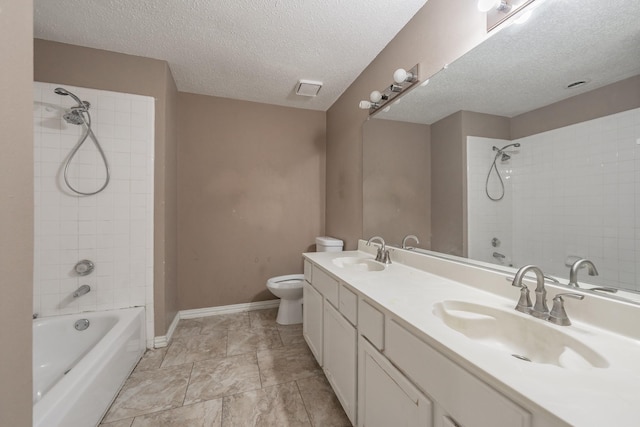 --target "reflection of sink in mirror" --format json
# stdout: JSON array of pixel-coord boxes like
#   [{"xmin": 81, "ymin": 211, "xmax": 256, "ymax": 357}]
[
  {"xmin": 432, "ymin": 301, "xmax": 608, "ymax": 370},
  {"xmin": 332, "ymin": 257, "xmax": 385, "ymax": 272}
]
